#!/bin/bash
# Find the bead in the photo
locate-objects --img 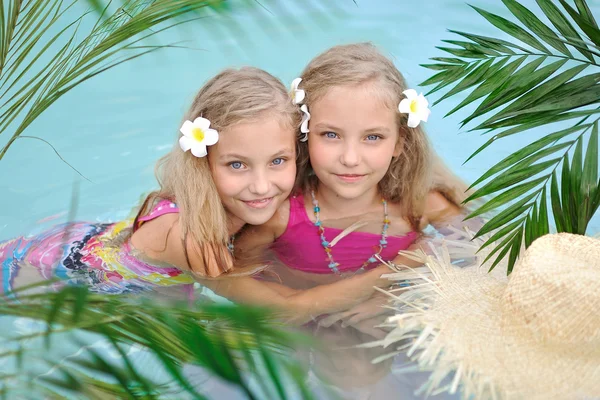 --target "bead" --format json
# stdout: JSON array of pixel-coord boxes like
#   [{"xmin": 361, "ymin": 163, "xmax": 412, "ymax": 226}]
[{"xmin": 311, "ymin": 189, "xmax": 390, "ymax": 275}]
